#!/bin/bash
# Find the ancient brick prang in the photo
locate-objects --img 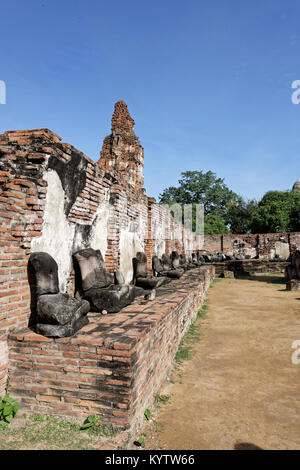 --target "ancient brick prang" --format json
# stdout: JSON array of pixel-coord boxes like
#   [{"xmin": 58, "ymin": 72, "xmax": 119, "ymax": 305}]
[
  {"xmin": 111, "ymin": 100, "xmax": 135, "ymax": 136},
  {"xmin": 98, "ymin": 101, "xmax": 144, "ymax": 191}
]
